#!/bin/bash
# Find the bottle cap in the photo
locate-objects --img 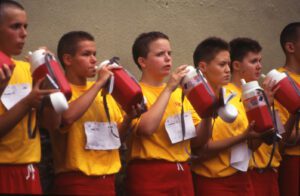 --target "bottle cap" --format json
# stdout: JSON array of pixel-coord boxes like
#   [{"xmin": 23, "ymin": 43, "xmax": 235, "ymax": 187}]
[
  {"xmin": 28, "ymin": 49, "xmax": 46, "ymax": 74},
  {"xmin": 241, "ymin": 80, "xmax": 262, "ymax": 92},
  {"xmin": 49, "ymin": 92, "xmax": 69, "ymax": 114},
  {"xmin": 181, "ymin": 65, "xmax": 199, "ymax": 84},
  {"xmin": 218, "ymin": 103, "xmax": 238, "ymax": 123},
  {"xmin": 266, "ymin": 69, "xmax": 286, "ymax": 84}
]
